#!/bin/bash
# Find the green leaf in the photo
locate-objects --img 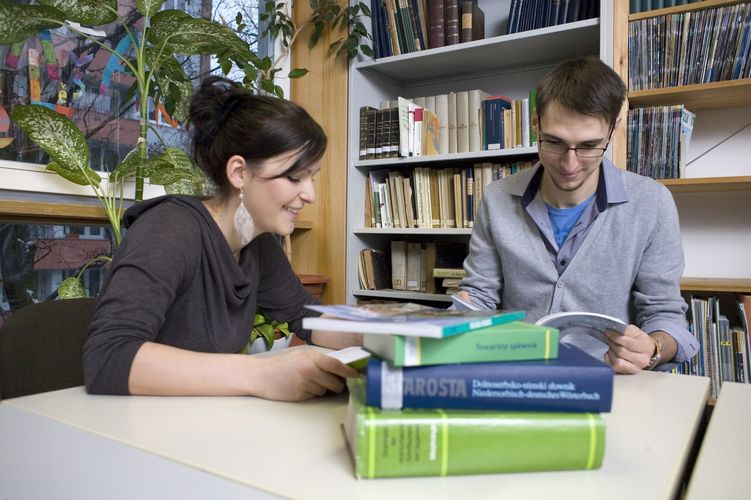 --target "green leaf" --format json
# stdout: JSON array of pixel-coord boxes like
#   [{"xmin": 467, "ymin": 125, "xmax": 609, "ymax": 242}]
[
  {"xmin": 38, "ymin": 0, "xmax": 118, "ymax": 25},
  {"xmin": 0, "ymin": 3, "xmax": 65, "ymax": 44},
  {"xmin": 109, "ymin": 148, "xmax": 142, "ymax": 183},
  {"xmin": 11, "ymin": 105, "xmax": 90, "ymax": 174},
  {"xmin": 288, "ymin": 68, "xmax": 309, "ymax": 79},
  {"xmin": 149, "ymin": 10, "xmax": 250, "ymax": 60},
  {"xmin": 46, "ymin": 161, "xmax": 99, "ymax": 187},
  {"xmin": 163, "ymin": 177, "xmax": 203, "ymax": 196},
  {"xmin": 136, "ymin": 0, "xmax": 165, "ymax": 17},
  {"xmin": 150, "ymin": 55, "xmax": 192, "ymax": 122},
  {"xmin": 58, "ymin": 277, "xmax": 87, "ymax": 299},
  {"xmin": 144, "ymin": 147, "xmax": 205, "ymax": 187}
]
